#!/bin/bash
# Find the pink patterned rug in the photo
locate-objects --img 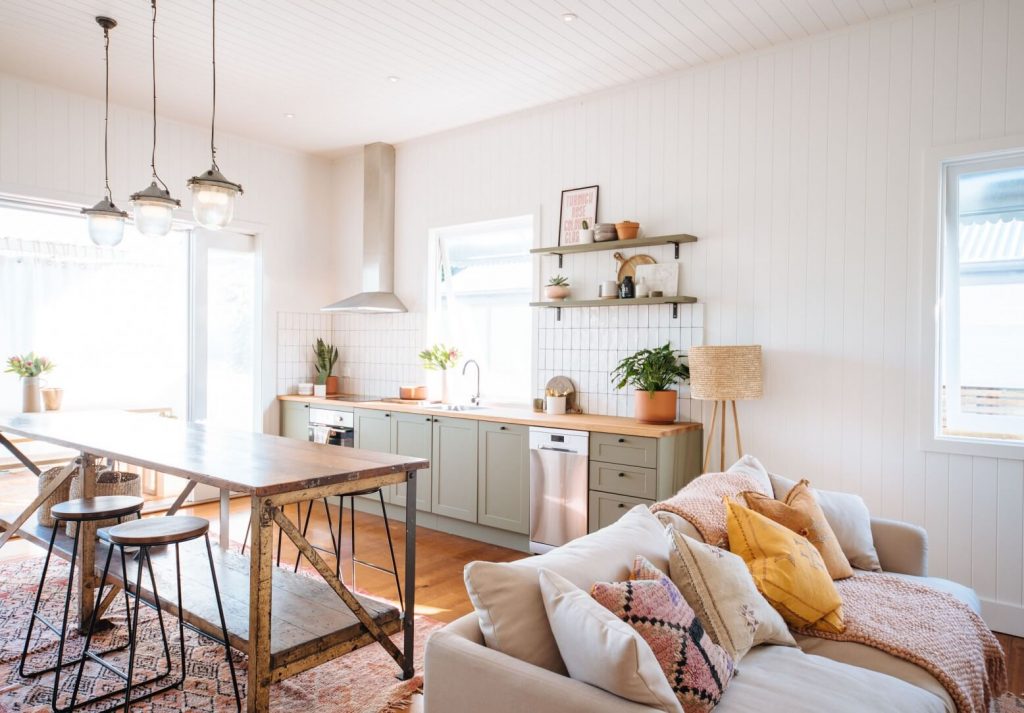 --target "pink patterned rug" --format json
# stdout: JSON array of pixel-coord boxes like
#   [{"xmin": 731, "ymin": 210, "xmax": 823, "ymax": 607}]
[{"xmin": 0, "ymin": 555, "xmax": 441, "ymax": 712}]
